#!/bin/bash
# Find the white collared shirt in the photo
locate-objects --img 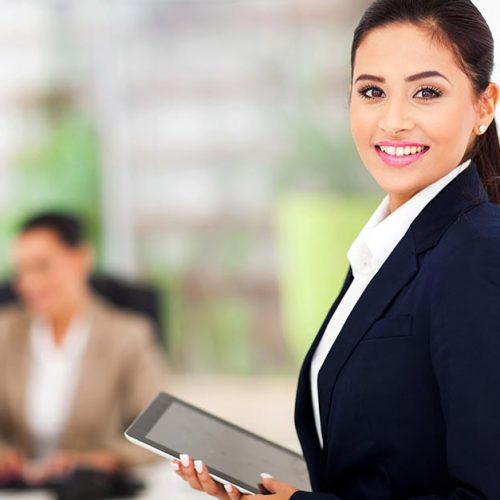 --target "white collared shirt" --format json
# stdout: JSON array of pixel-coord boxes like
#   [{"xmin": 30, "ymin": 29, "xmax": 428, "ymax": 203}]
[
  {"xmin": 25, "ymin": 313, "xmax": 92, "ymax": 459},
  {"xmin": 310, "ymin": 158, "xmax": 472, "ymax": 448}
]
